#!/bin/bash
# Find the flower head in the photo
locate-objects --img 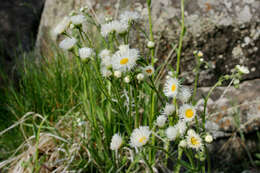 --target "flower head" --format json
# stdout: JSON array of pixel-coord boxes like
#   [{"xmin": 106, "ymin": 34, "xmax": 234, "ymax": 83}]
[
  {"xmin": 70, "ymin": 14, "xmax": 85, "ymax": 25},
  {"xmin": 59, "ymin": 37, "xmax": 77, "ymax": 50},
  {"xmin": 147, "ymin": 41, "xmax": 155, "ymax": 48},
  {"xmin": 163, "ymin": 77, "xmax": 179, "ymax": 98},
  {"xmin": 178, "ymin": 87, "xmax": 192, "ymax": 103},
  {"xmin": 143, "ymin": 65, "xmax": 154, "ymax": 76},
  {"xmin": 163, "ymin": 103, "xmax": 175, "ymax": 116},
  {"xmin": 114, "ymin": 70, "xmax": 122, "ymax": 78},
  {"xmin": 175, "ymin": 120, "xmax": 187, "ymax": 136},
  {"xmin": 79, "ymin": 47, "xmax": 94, "ymax": 60},
  {"xmin": 99, "ymin": 49, "xmax": 111, "ymax": 59},
  {"xmin": 186, "ymin": 130, "xmax": 203, "ymax": 150},
  {"xmin": 51, "ymin": 17, "xmax": 70, "ymax": 39},
  {"xmin": 101, "ymin": 20, "xmax": 128, "ymax": 37},
  {"xmin": 112, "ymin": 45, "xmax": 139, "ymax": 72},
  {"xmin": 110, "ymin": 133, "xmax": 123, "ymax": 150},
  {"xmin": 179, "ymin": 104, "xmax": 196, "ymax": 122},
  {"xmin": 119, "ymin": 11, "xmax": 141, "ymax": 23},
  {"xmin": 166, "ymin": 126, "xmax": 178, "ymax": 141},
  {"xmin": 130, "ymin": 126, "xmax": 151, "ymax": 147},
  {"xmin": 156, "ymin": 115, "xmax": 167, "ymax": 127},
  {"xmin": 136, "ymin": 73, "xmax": 144, "ymax": 81},
  {"xmin": 124, "ymin": 76, "xmax": 131, "ymax": 83},
  {"xmin": 235, "ymin": 65, "xmax": 249, "ymax": 74},
  {"xmin": 205, "ymin": 134, "xmax": 213, "ymax": 143}
]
